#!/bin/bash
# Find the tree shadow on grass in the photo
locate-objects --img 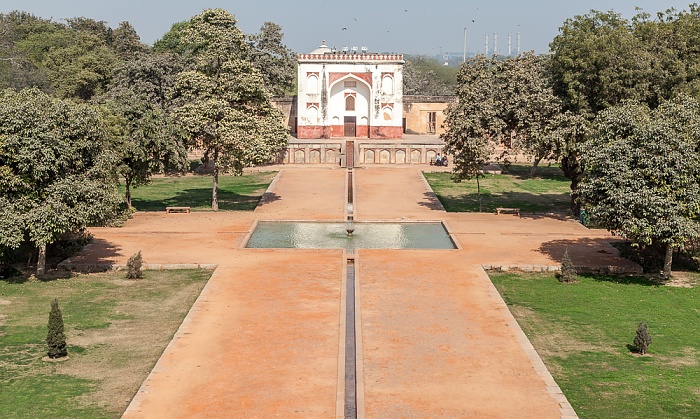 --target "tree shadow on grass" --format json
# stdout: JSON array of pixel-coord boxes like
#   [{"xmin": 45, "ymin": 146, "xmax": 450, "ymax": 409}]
[
  {"xmin": 538, "ymin": 238, "xmax": 648, "ymax": 282},
  {"xmin": 502, "ymin": 164, "xmax": 569, "ymax": 181},
  {"xmin": 0, "ymin": 267, "xmax": 74, "ymax": 284},
  {"xmin": 438, "ymin": 191, "xmax": 570, "ymax": 214},
  {"xmin": 132, "ymin": 188, "xmax": 265, "ymax": 211}
]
